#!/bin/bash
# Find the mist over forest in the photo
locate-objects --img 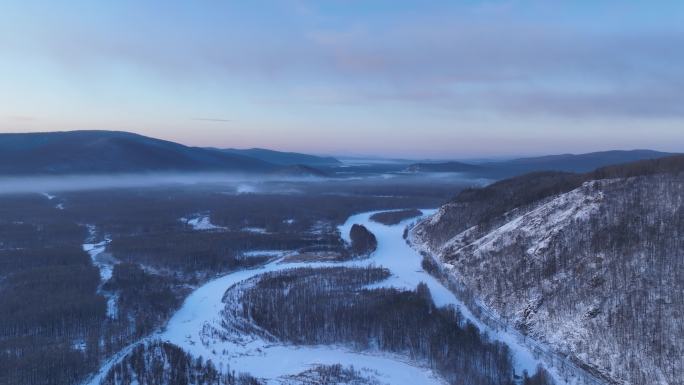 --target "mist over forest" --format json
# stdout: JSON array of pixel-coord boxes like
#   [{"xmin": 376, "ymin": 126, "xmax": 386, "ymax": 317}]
[{"xmin": 2, "ymin": 1, "xmax": 683, "ymax": 384}]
